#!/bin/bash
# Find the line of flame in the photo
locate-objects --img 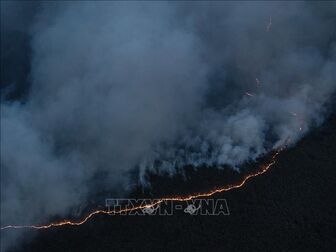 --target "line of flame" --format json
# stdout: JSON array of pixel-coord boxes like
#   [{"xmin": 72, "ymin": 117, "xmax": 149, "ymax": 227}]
[{"xmin": 1, "ymin": 145, "xmax": 284, "ymax": 231}]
